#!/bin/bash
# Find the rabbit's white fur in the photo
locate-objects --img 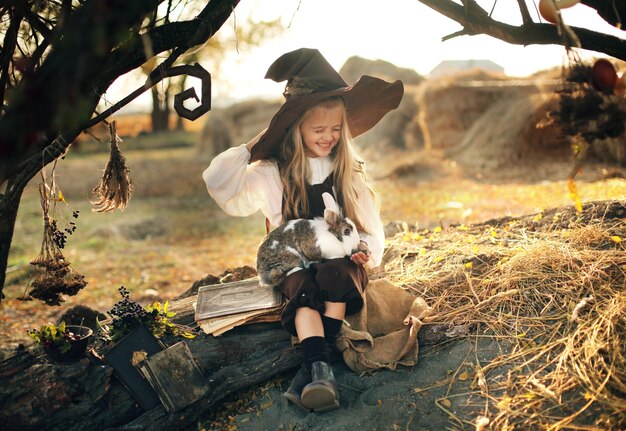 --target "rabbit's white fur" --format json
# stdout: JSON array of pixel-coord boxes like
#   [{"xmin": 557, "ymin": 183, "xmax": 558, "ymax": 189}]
[{"xmin": 256, "ymin": 193, "xmax": 360, "ymax": 286}]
